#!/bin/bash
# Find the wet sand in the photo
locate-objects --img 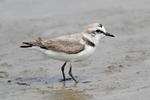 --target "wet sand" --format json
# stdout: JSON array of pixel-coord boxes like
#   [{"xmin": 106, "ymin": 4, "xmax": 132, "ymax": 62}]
[{"xmin": 0, "ymin": 0, "xmax": 150, "ymax": 100}]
